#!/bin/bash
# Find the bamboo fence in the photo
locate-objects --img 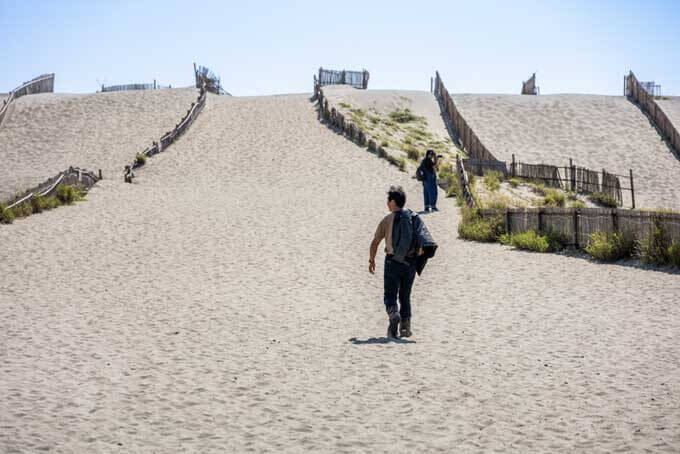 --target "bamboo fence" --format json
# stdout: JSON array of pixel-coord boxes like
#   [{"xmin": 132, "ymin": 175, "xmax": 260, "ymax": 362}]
[{"xmin": 625, "ymin": 71, "xmax": 680, "ymax": 157}]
